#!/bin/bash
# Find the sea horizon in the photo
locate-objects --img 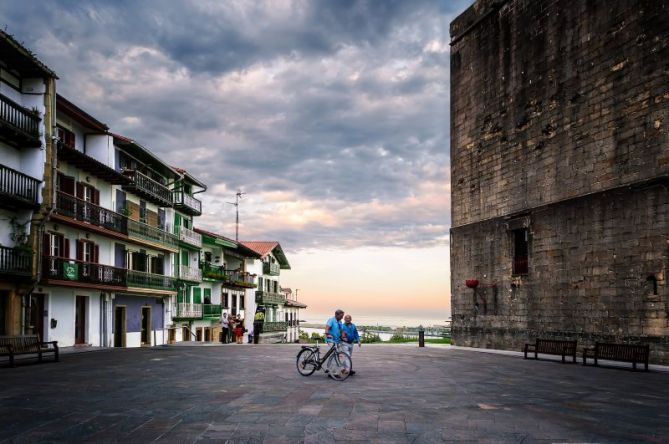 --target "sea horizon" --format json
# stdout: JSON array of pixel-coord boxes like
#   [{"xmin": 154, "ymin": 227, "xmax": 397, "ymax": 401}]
[{"xmin": 300, "ymin": 311, "xmax": 451, "ymax": 328}]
